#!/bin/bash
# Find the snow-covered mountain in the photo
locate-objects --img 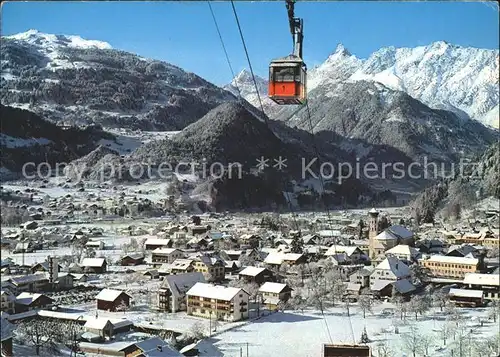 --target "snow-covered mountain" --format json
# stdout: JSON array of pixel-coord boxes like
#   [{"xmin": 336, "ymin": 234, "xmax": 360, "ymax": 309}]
[
  {"xmin": 230, "ymin": 41, "xmax": 499, "ymax": 129},
  {"xmin": 0, "ymin": 30, "xmax": 237, "ymax": 130}
]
